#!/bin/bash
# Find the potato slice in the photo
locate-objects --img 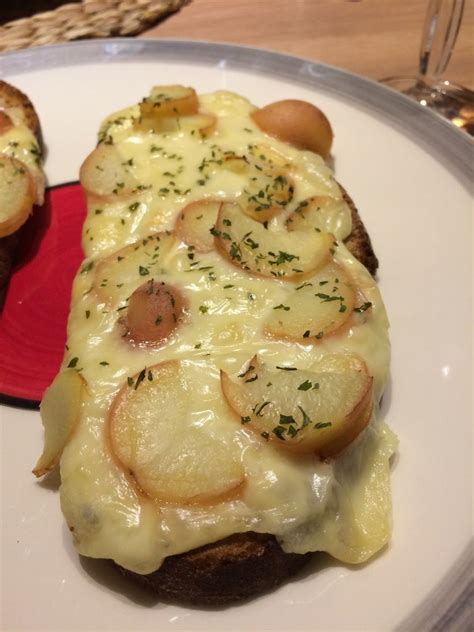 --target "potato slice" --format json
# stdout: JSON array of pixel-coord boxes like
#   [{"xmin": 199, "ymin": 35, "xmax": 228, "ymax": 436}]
[
  {"xmin": 121, "ymin": 280, "xmax": 187, "ymax": 345},
  {"xmin": 108, "ymin": 361, "xmax": 245, "ymax": 505},
  {"xmin": 139, "ymin": 85, "xmax": 199, "ymax": 122},
  {"xmin": 247, "ymin": 144, "xmax": 291, "ymax": 169},
  {"xmin": 251, "ymin": 99, "xmax": 333, "ymax": 159},
  {"xmin": 265, "ymin": 261, "xmax": 356, "ymax": 342},
  {"xmin": 221, "ymin": 354, "xmax": 372, "ymax": 457},
  {"xmin": 223, "ymin": 156, "xmax": 294, "ymax": 222},
  {"xmin": 141, "ymin": 112, "xmax": 217, "ymax": 137},
  {"xmin": 33, "ymin": 370, "xmax": 86, "ymax": 477},
  {"xmin": 0, "ymin": 155, "xmax": 35, "ymax": 237},
  {"xmin": 79, "ymin": 144, "xmax": 139, "ymax": 201},
  {"xmin": 175, "ymin": 200, "xmax": 221, "ymax": 252},
  {"xmin": 214, "ymin": 202, "xmax": 334, "ymax": 279},
  {"xmin": 287, "ymin": 195, "xmax": 352, "ymax": 241},
  {"xmin": 92, "ymin": 231, "xmax": 178, "ymax": 304}
]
